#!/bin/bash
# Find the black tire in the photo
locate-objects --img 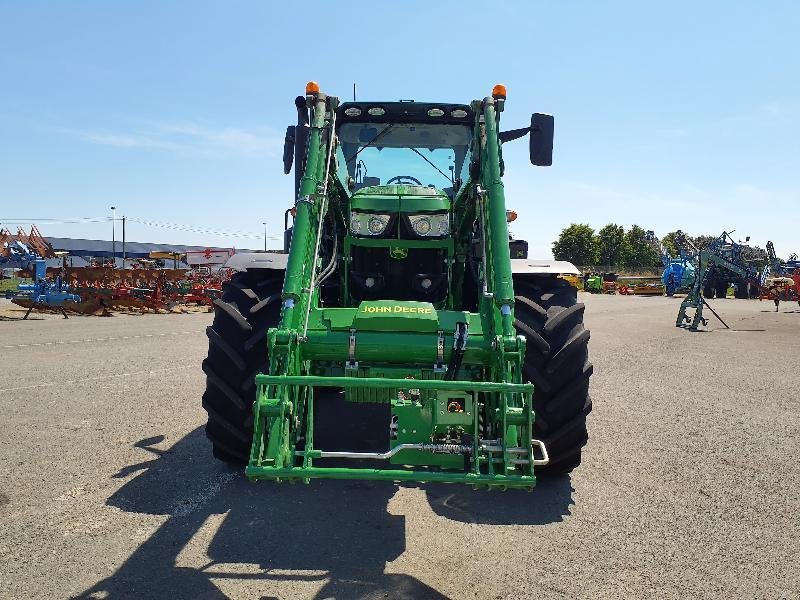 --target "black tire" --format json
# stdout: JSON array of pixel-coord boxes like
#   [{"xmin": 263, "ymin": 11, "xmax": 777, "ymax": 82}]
[
  {"xmin": 201, "ymin": 269, "xmax": 284, "ymax": 465},
  {"xmin": 513, "ymin": 276, "xmax": 592, "ymax": 475}
]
